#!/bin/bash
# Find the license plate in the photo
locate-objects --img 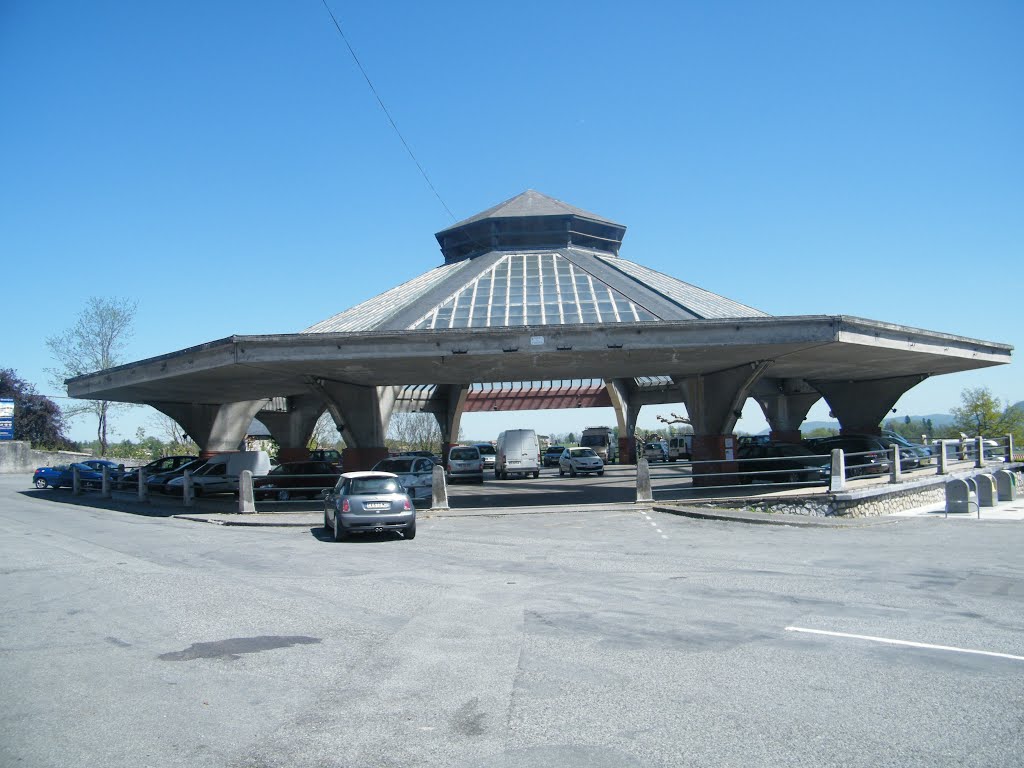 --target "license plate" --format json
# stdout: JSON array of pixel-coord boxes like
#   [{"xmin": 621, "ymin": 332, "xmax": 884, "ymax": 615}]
[{"xmin": 364, "ymin": 501, "xmax": 389, "ymax": 510}]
